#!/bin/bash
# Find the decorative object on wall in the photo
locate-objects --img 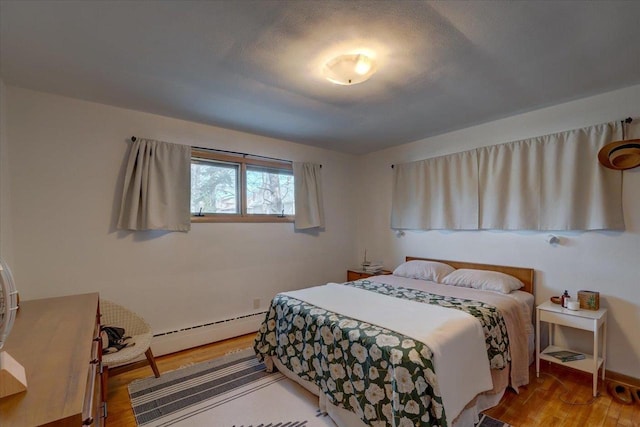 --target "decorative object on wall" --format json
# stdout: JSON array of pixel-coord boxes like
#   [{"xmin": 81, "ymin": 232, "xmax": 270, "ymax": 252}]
[
  {"xmin": 598, "ymin": 117, "xmax": 640, "ymax": 170},
  {"xmin": 391, "ymin": 121, "xmax": 624, "ymax": 231},
  {"xmin": 0, "ymin": 259, "xmax": 27, "ymax": 399}
]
